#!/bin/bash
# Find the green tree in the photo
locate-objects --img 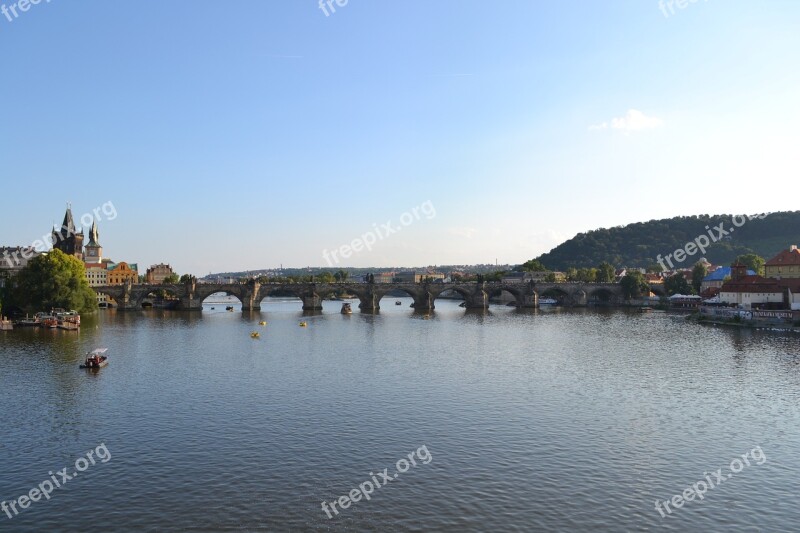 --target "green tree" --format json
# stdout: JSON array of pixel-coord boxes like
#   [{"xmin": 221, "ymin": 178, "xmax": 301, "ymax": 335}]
[
  {"xmin": 664, "ymin": 273, "xmax": 692, "ymax": 296},
  {"xmin": 646, "ymin": 263, "xmax": 664, "ymax": 273},
  {"xmin": 483, "ymin": 271, "xmax": 507, "ymax": 282},
  {"xmin": 574, "ymin": 268, "xmax": 597, "ymax": 282},
  {"xmin": 179, "ymin": 274, "xmax": 195, "ymax": 284},
  {"xmin": 735, "ymin": 253, "xmax": 765, "ymax": 276},
  {"xmin": 565, "ymin": 267, "xmax": 578, "ymax": 281},
  {"xmin": 517, "ymin": 259, "xmax": 547, "ymax": 272},
  {"xmin": 13, "ymin": 249, "xmax": 97, "ymax": 313},
  {"xmin": 162, "ymin": 273, "xmax": 180, "ymax": 284},
  {"xmin": 597, "ymin": 262, "xmax": 616, "ymax": 283},
  {"xmin": 544, "ymin": 272, "xmax": 557, "ymax": 282},
  {"xmin": 315, "ymin": 272, "xmax": 335, "ymax": 283},
  {"xmin": 691, "ymin": 262, "xmax": 708, "ymax": 294},
  {"xmin": 620, "ymin": 271, "xmax": 648, "ymax": 299},
  {"xmin": 334, "ymin": 269, "xmax": 349, "ymax": 283}
]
